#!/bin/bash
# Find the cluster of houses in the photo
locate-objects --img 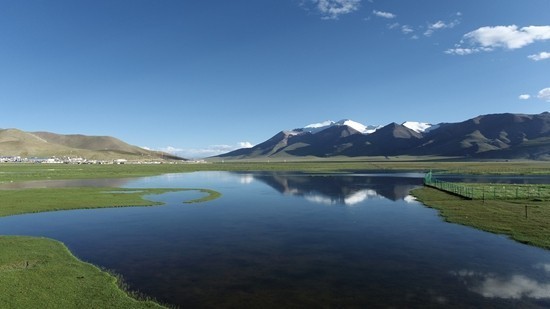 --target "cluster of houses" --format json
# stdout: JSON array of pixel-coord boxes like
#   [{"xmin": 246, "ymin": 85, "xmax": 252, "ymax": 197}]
[
  {"xmin": 0, "ymin": 156, "xmax": 131, "ymax": 164},
  {"xmin": 0, "ymin": 156, "xmax": 207, "ymax": 164}
]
